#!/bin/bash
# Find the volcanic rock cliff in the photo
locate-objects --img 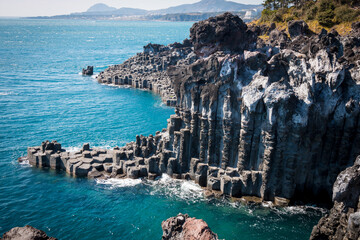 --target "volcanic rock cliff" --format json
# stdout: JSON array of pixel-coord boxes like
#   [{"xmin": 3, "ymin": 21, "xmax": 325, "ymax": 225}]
[
  {"xmin": 310, "ymin": 157, "xmax": 360, "ymax": 240},
  {"xmin": 26, "ymin": 13, "xmax": 360, "ymax": 206}
]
